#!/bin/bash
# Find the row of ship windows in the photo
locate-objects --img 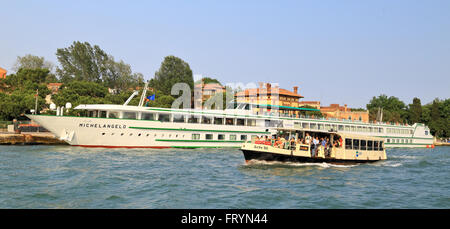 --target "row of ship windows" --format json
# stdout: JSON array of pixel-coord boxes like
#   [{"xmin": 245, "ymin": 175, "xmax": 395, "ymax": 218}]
[
  {"xmin": 100, "ymin": 132, "xmax": 258, "ymax": 141},
  {"xmin": 295, "ymin": 122, "xmax": 414, "ymax": 135},
  {"xmin": 386, "ymin": 139, "xmax": 413, "ymax": 144},
  {"xmin": 344, "ymin": 139, "xmax": 384, "ymax": 151},
  {"xmin": 87, "ymin": 110, "xmax": 258, "ymax": 126}
]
